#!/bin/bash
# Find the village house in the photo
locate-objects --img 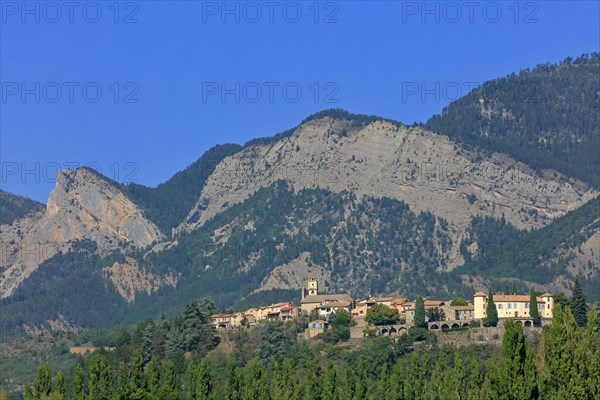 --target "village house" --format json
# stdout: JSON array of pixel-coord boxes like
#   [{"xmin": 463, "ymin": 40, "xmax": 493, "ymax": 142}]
[
  {"xmin": 403, "ymin": 299, "xmax": 446, "ymax": 324},
  {"xmin": 280, "ymin": 305, "xmax": 300, "ymax": 321},
  {"xmin": 305, "ymin": 320, "xmax": 328, "ymax": 339},
  {"xmin": 442, "ymin": 305, "xmax": 475, "ymax": 321},
  {"xmin": 300, "ymin": 278, "xmax": 353, "ymax": 314},
  {"xmin": 318, "ymin": 300, "xmax": 352, "ymax": 319},
  {"xmin": 352, "ymin": 296, "xmax": 409, "ymax": 317},
  {"xmin": 210, "ymin": 313, "xmax": 243, "ymax": 330},
  {"xmin": 265, "ymin": 302, "xmax": 291, "ymax": 321},
  {"xmin": 473, "ymin": 291, "xmax": 554, "ymax": 320}
]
